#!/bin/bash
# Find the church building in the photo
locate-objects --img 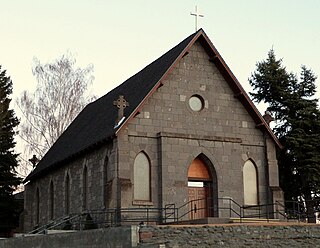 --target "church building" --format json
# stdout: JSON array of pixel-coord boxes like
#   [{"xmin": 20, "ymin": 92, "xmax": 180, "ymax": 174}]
[{"xmin": 23, "ymin": 29, "xmax": 283, "ymax": 231}]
